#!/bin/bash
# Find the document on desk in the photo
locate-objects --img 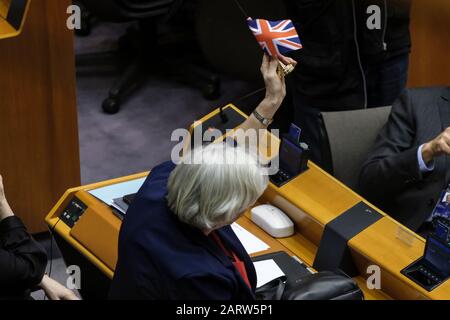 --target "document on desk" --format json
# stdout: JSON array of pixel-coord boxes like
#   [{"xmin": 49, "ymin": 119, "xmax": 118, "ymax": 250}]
[
  {"xmin": 88, "ymin": 177, "xmax": 146, "ymax": 206},
  {"xmin": 254, "ymin": 259, "xmax": 285, "ymax": 288},
  {"xmin": 231, "ymin": 223, "xmax": 270, "ymax": 254}
]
